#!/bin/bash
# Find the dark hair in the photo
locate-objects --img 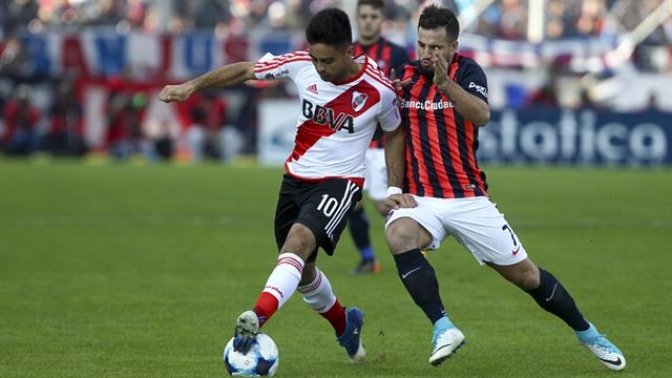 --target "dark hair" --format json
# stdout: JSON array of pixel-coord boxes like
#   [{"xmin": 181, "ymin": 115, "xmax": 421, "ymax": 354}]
[
  {"xmin": 305, "ymin": 8, "xmax": 352, "ymax": 48},
  {"xmin": 357, "ymin": 0, "xmax": 385, "ymax": 9},
  {"xmin": 418, "ymin": 4, "xmax": 460, "ymax": 41}
]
